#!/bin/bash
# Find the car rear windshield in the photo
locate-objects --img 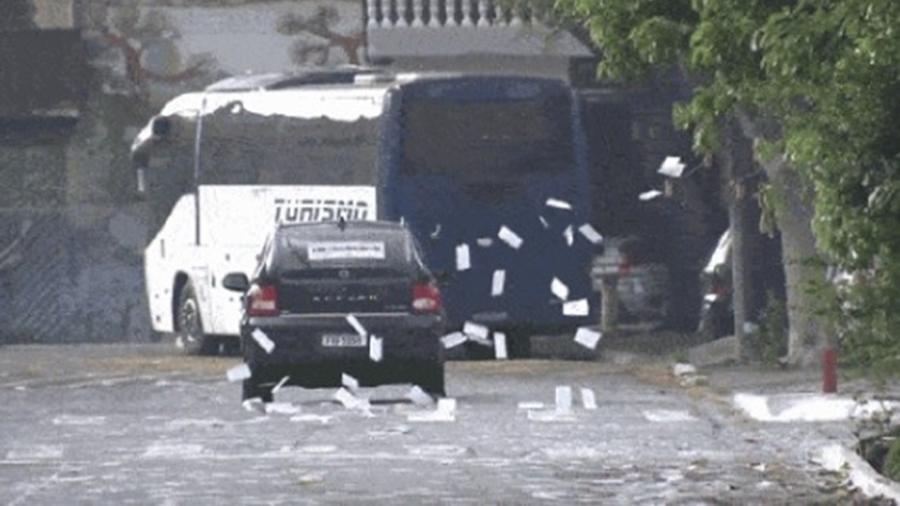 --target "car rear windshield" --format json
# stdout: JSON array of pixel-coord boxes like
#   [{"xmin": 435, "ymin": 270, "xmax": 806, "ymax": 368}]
[{"xmin": 273, "ymin": 228, "xmax": 420, "ymax": 272}]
